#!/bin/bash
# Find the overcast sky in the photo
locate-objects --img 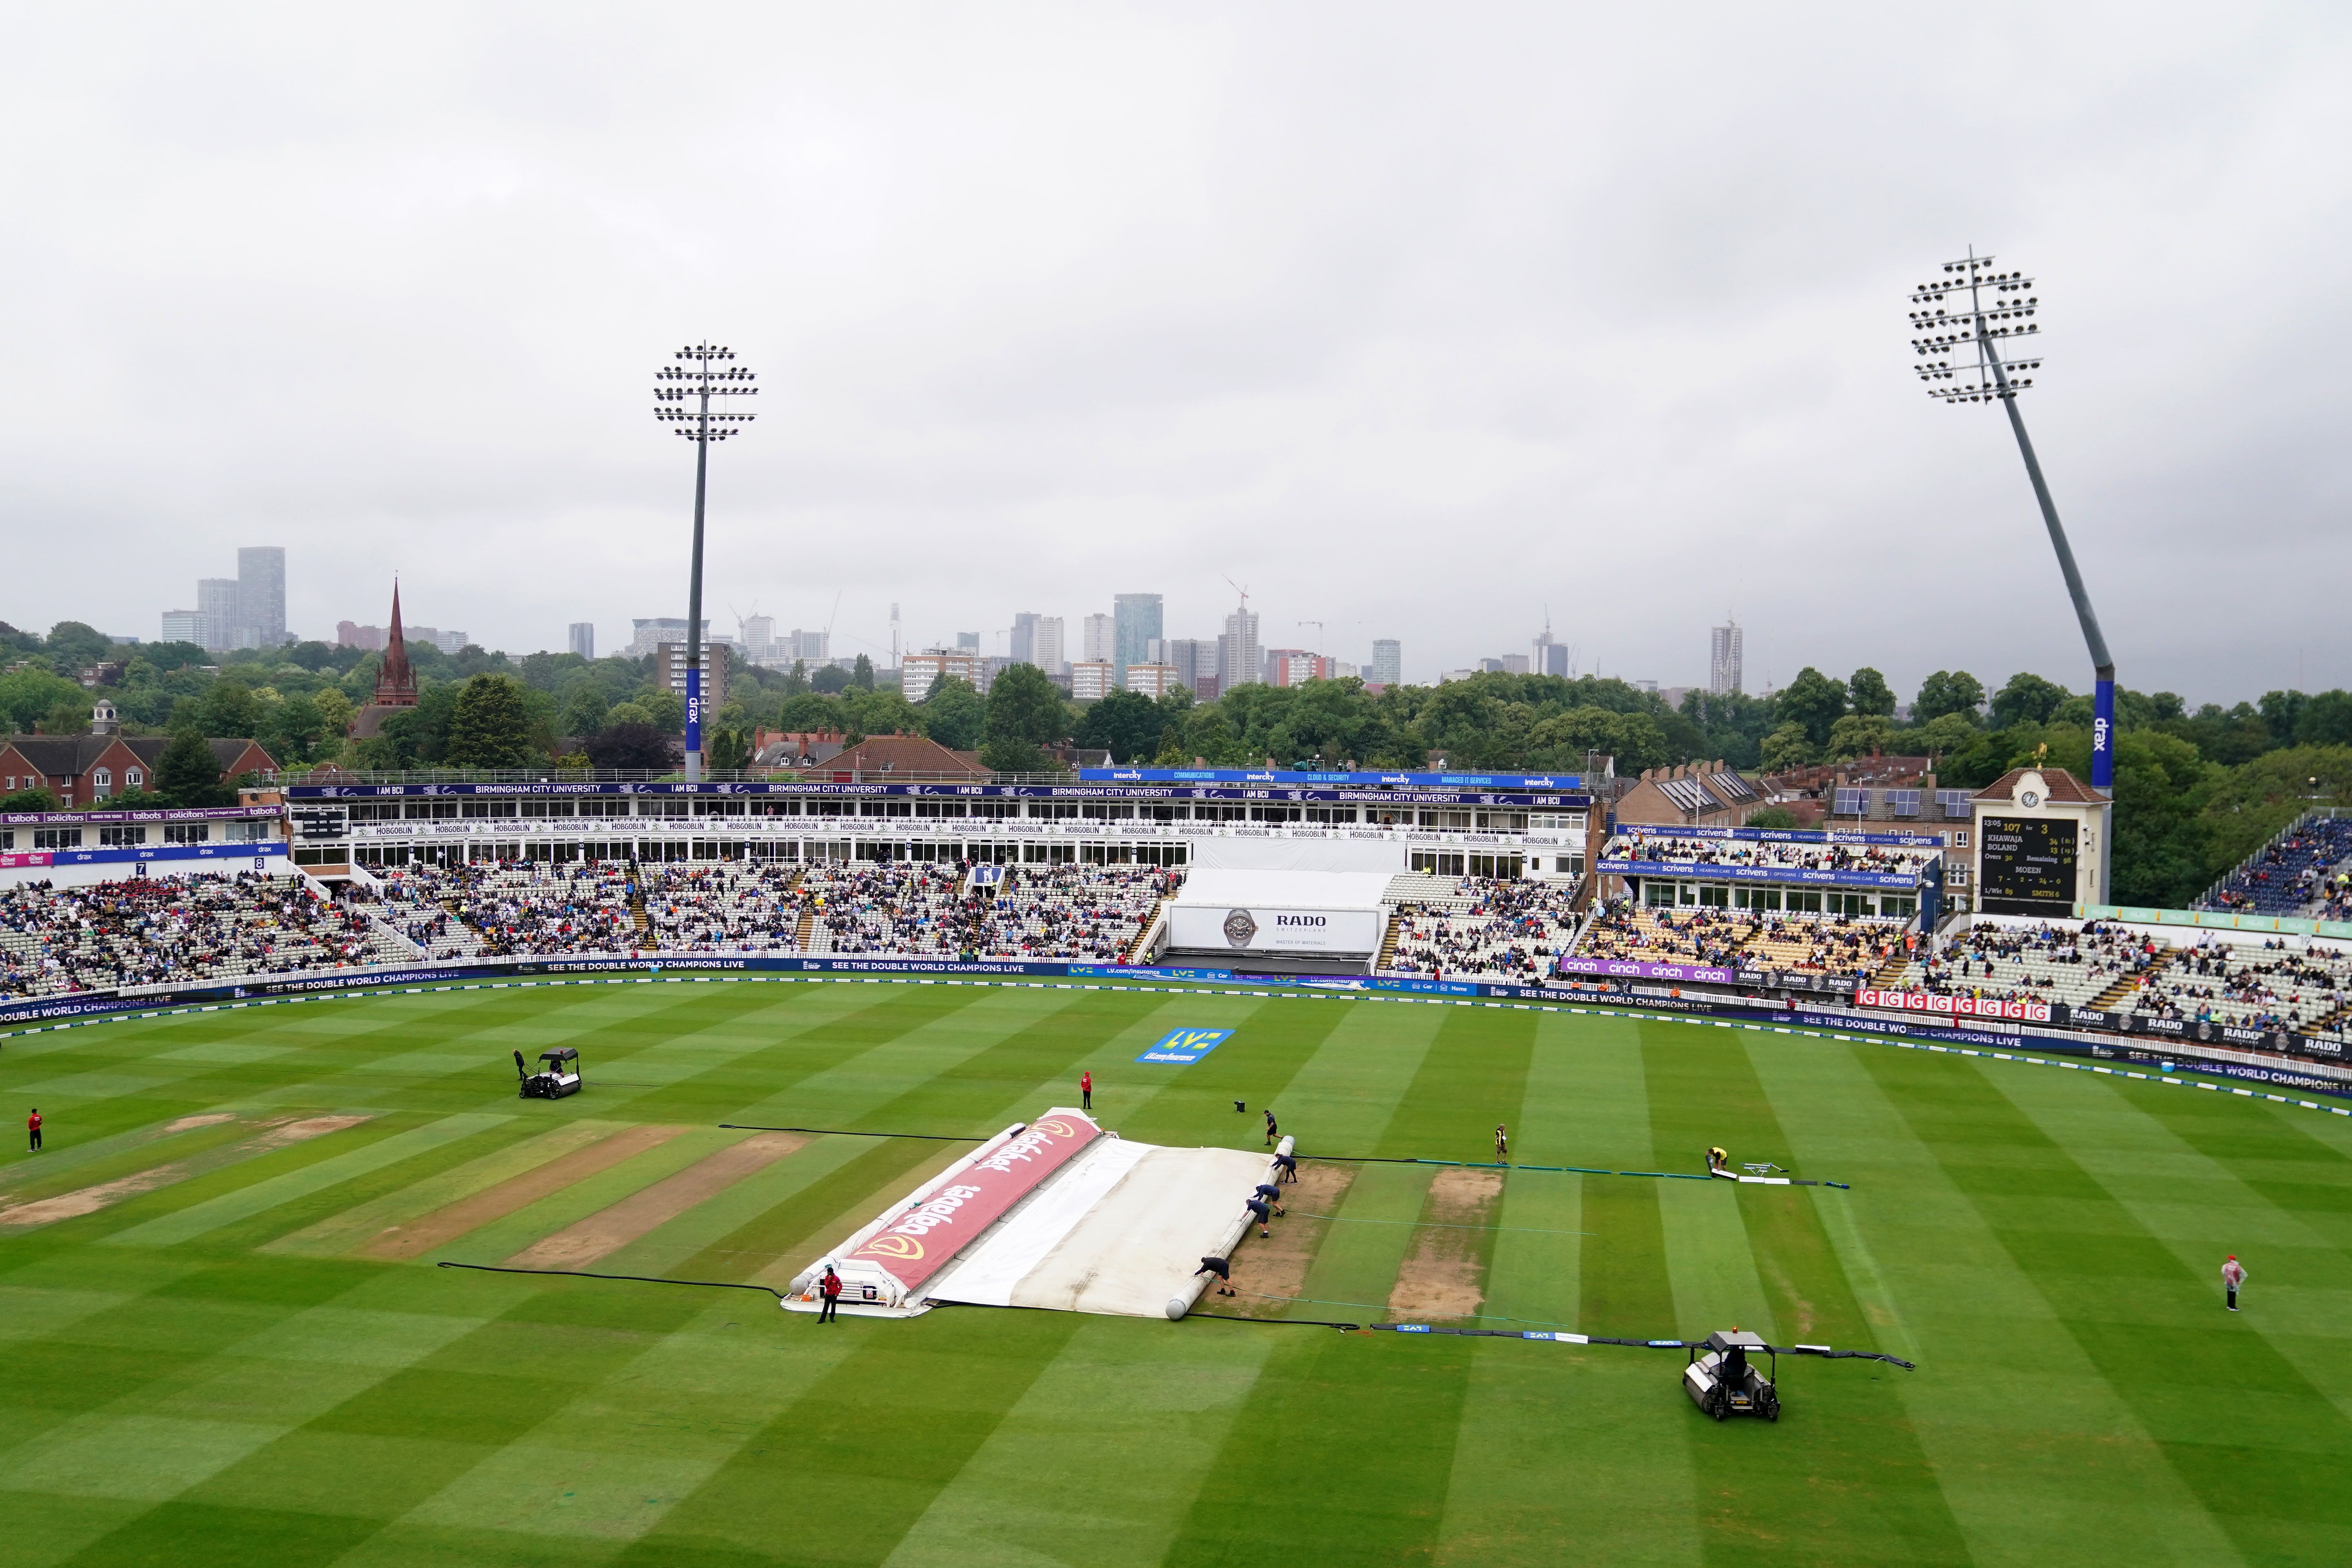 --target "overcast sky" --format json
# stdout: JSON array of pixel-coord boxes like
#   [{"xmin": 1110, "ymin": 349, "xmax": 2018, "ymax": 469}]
[{"xmin": 2, "ymin": 5, "xmax": 2347, "ymax": 706}]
